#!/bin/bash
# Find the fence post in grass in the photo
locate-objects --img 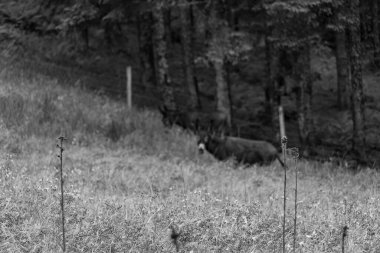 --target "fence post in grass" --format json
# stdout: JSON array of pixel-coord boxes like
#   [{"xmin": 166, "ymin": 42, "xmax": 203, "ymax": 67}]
[
  {"xmin": 126, "ymin": 66, "xmax": 132, "ymax": 110},
  {"xmin": 278, "ymin": 105, "xmax": 286, "ymax": 138},
  {"xmin": 281, "ymin": 136, "xmax": 288, "ymax": 253},
  {"xmin": 57, "ymin": 136, "xmax": 67, "ymax": 252}
]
